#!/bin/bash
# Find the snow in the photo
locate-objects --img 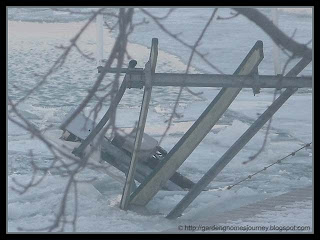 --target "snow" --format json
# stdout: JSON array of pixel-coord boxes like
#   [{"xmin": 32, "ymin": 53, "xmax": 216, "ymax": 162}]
[
  {"xmin": 8, "ymin": 174, "xmax": 175, "ymax": 232},
  {"xmin": 184, "ymin": 199, "xmax": 312, "ymax": 232},
  {"xmin": 207, "ymin": 200, "xmax": 313, "ymax": 233},
  {"xmin": 7, "ymin": 8, "xmax": 312, "ymax": 232}
]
